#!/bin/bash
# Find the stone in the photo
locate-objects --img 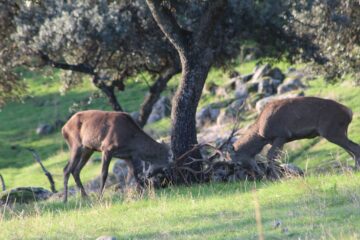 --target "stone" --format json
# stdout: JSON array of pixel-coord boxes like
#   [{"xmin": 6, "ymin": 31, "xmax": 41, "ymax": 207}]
[
  {"xmin": 85, "ymin": 174, "xmax": 118, "ymax": 192},
  {"xmin": 196, "ymin": 105, "xmax": 220, "ymax": 127},
  {"xmin": 216, "ymin": 98, "xmax": 246, "ymax": 125},
  {"xmin": 251, "ymin": 63, "xmax": 271, "ymax": 83},
  {"xmin": 246, "ymin": 81, "xmax": 259, "ymax": 93},
  {"xmin": 0, "ymin": 187, "xmax": 53, "ymax": 204},
  {"xmin": 130, "ymin": 111, "xmax": 140, "ymax": 121},
  {"xmin": 234, "ymin": 80, "xmax": 248, "ymax": 99},
  {"xmin": 147, "ymin": 96, "xmax": 171, "ymax": 124},
  {"xmin": 36, "ymin": 123, "xmax": 54, "ymax": 135},
  {"xmin": 280, "ymin": 163, "xmax": 304, "ymax": 177},
  {"xmin": 277, "ymin": 77, "xmax": 306, "ymax": 94},
  {"xmin": 257, "ymin": 77, "xmax": 281, "ymax": 96},
  {"xmin": 112, "ymin": 159, "xmax": 135, "ymax": 187},
  {"xmin": 255, "ymin": 92, "xmax": 305, "ymax": 114},
  {"xmin": 54, "ymin": 119, "xmax": 65, "ymax": 129},
  {"xmin": 96, "ymin": 236, "xmax": 118, "ymax": 240},
  {"xmin": 267, "ymin": 67, "xmax": 285, "ymax": 82}
]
